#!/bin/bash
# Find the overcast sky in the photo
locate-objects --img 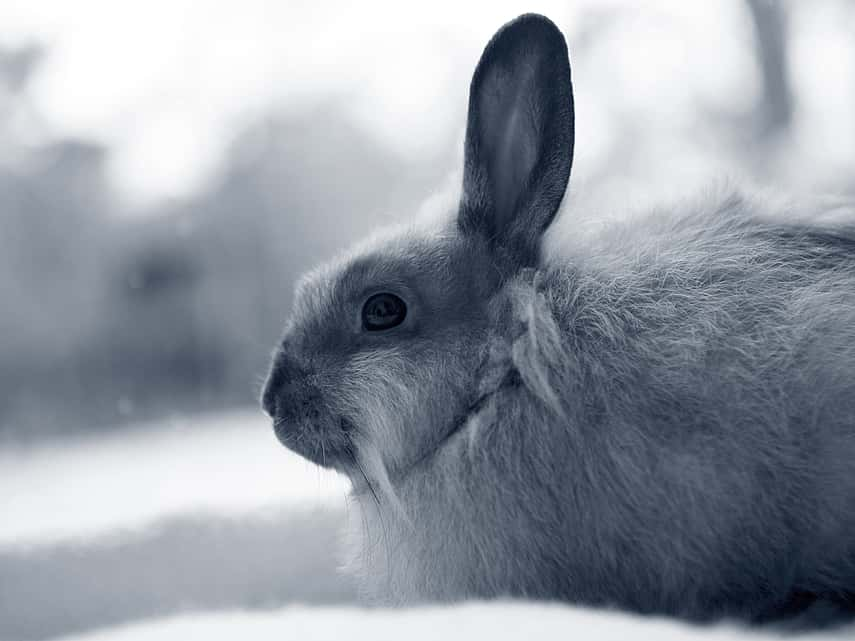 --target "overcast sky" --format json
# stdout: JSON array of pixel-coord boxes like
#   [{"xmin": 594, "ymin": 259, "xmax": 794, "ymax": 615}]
[{"xmin": 1, "ymin": 1, "xmax": 853, "ymax": 206}]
